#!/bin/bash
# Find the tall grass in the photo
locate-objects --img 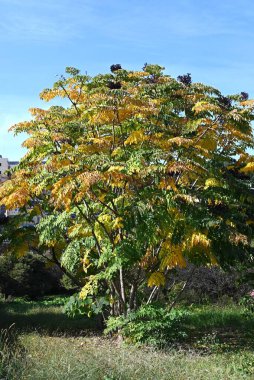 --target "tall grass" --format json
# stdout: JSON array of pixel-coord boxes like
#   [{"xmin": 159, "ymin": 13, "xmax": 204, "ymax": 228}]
[
  {"xmin": 0, "ymin": 299, "xmax": 254, "ymax": 379},
  {"xmin": 0, "ymin": 324, "xmax": 26, "ymax": 380},
  {"xmin": 18, "ymin": 334, "xmax": 254, "ymax": 380}
]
